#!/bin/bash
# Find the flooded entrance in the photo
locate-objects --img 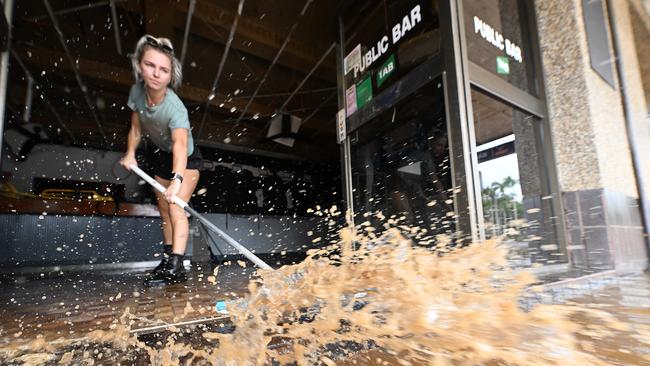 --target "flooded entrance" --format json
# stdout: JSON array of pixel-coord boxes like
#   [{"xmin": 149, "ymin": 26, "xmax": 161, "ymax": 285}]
[
  {"xmin": 1, "ymin": 224, "xmax": 648, "ymax": 365},
  {"xmin": 0, "ymin": 0, "xmax": 648, "ymax": 365}
]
